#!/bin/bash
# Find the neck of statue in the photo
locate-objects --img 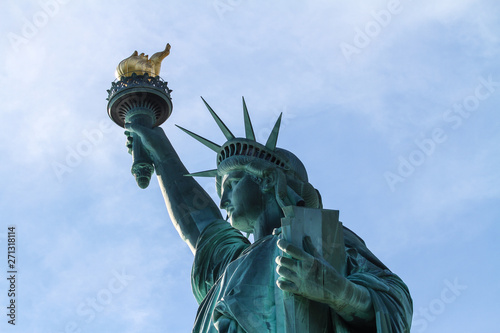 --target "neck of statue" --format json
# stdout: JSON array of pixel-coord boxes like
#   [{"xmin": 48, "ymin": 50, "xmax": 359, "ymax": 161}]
[{"xmin": 253, "ymin": 196, "xmax": 283, "ymax": 240}]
